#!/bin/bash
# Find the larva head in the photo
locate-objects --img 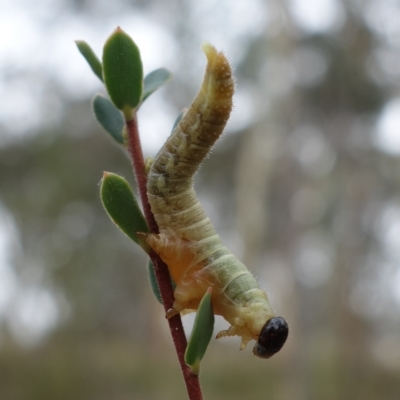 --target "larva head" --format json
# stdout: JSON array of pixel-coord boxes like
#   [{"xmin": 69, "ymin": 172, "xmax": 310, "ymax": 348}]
[{"xmin": 253, "ymin": 317, "xmax": 288, "ymax": 359}]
